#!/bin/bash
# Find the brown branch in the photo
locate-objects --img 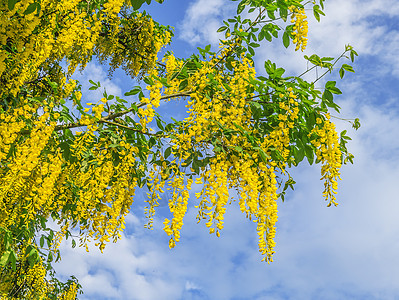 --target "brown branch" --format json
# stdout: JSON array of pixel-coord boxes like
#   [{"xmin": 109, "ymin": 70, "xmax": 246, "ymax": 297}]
[
  {"xmin": 101, "ymin": 120, "xmax": 163, "ymax": 137},
  {"xmin": 101, "ymin": 91, "xmax": 191, "ymax": 122},
  {"xmin": 247, "ymin": 92, "xmax": 273, "ymax": 101}
]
